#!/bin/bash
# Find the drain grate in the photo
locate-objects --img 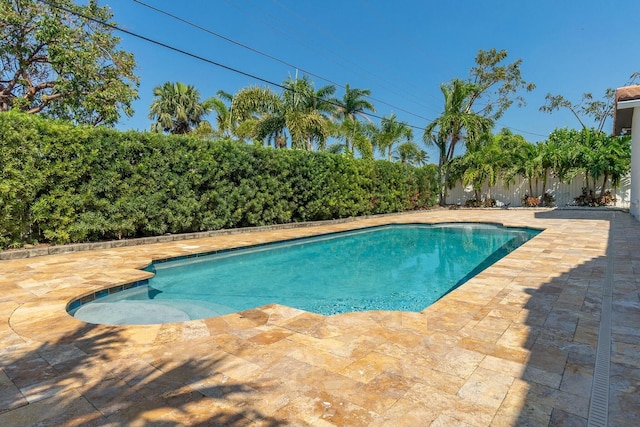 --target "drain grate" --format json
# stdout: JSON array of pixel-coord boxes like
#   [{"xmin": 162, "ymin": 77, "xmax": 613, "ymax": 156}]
[{"xmin": 587, "ymin": 212, "xmax": 614, "ymax": 427}]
